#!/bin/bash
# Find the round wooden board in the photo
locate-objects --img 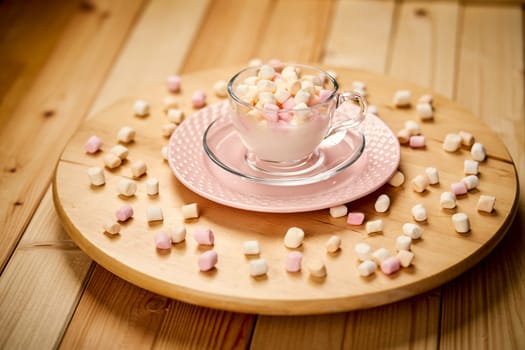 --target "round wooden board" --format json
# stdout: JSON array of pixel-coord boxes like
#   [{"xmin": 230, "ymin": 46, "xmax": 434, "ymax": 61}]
[{"xmin": 53, "ymin": 66, "xmax": 519, "ymax": 315}]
